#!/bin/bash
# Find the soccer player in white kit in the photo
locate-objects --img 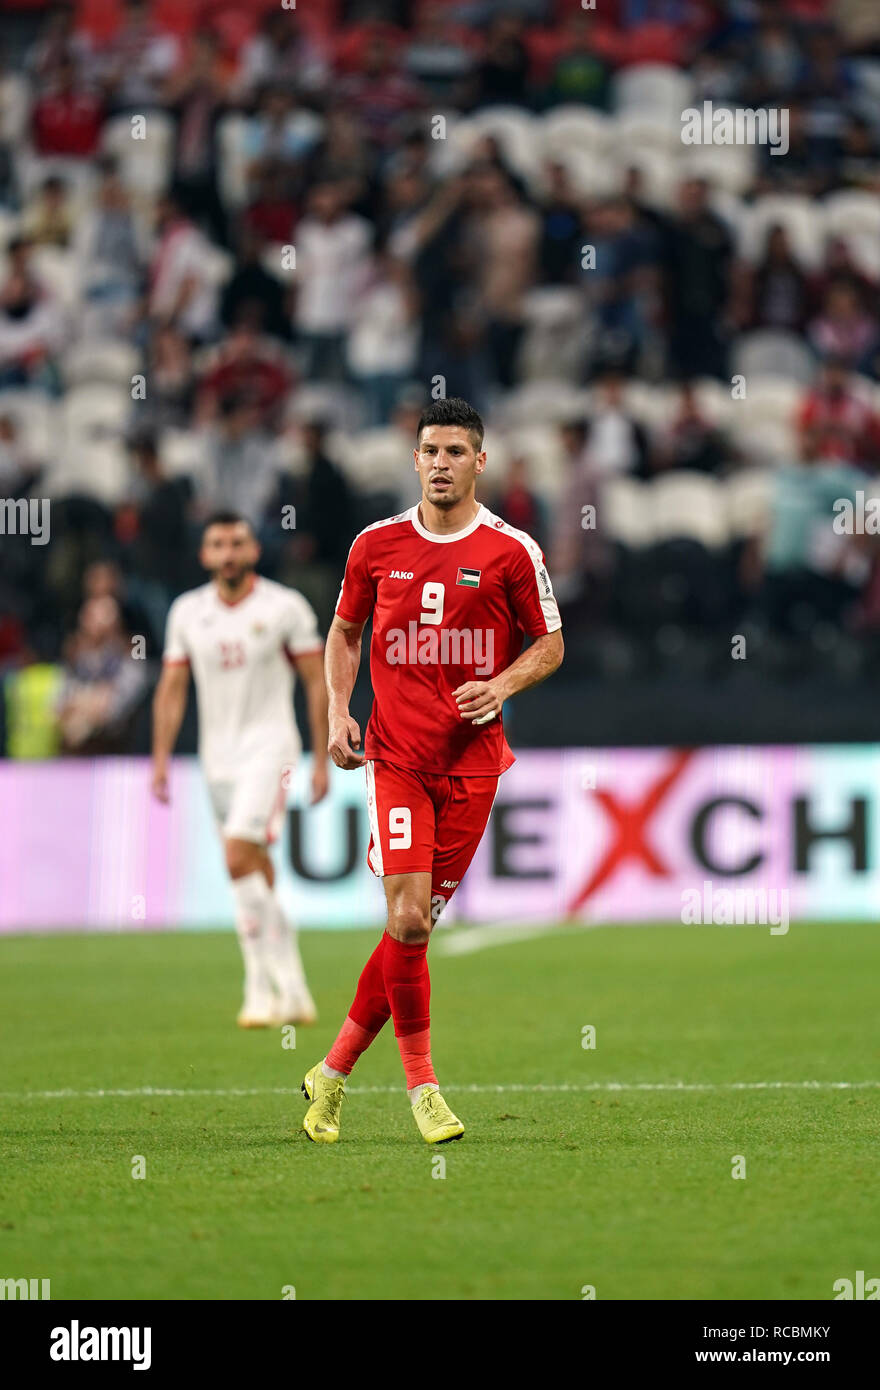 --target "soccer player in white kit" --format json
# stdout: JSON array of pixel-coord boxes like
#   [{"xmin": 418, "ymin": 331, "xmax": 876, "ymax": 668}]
[{"xmin": 151, "ymin": 512, "xmax": 329, "ymax": 1027}]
